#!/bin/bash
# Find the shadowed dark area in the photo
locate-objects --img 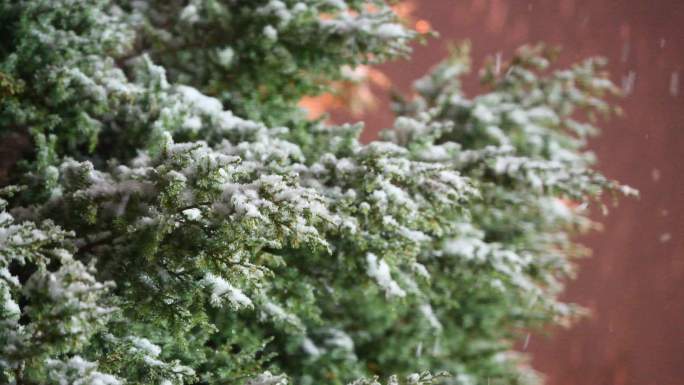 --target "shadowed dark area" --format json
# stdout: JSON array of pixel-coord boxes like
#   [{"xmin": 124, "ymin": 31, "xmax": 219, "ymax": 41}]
[{"xmin": 334, "ymin": 1, "xmax": 683, "ymax": 384}]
